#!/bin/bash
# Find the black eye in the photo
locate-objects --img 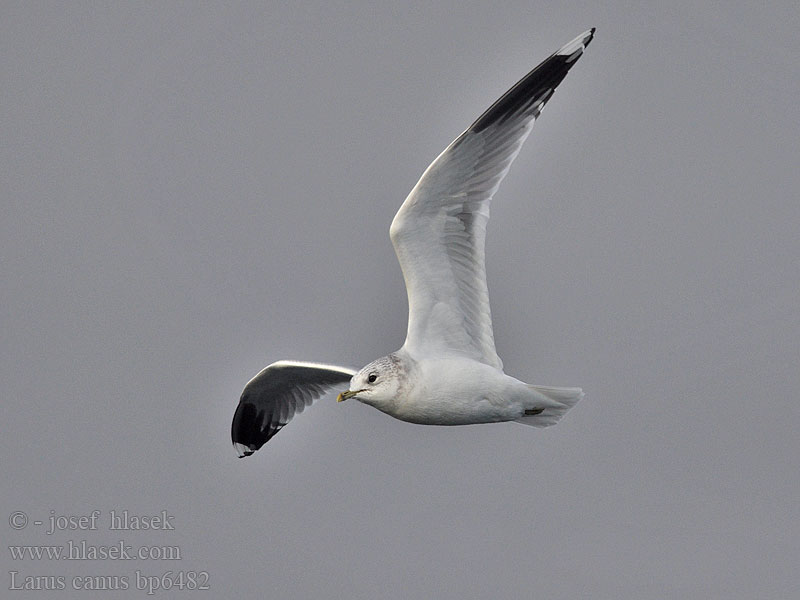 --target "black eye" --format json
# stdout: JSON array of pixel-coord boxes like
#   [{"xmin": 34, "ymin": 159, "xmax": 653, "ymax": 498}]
[{"xmin": 367, "ymin": 372, "xmax": 378, "ymax": 384}]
